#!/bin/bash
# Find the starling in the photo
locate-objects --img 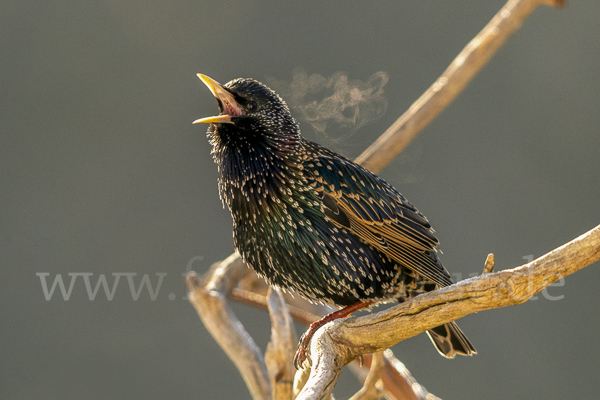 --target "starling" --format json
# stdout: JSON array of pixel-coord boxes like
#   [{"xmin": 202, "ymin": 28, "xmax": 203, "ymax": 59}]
[{"xmin": 194, "ymin": 74, "xmax": 476, "ymax": 368}]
